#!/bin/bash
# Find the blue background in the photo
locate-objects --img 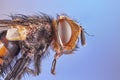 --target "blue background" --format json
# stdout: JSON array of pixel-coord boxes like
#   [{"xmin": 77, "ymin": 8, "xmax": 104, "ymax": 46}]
[{"xmin": 0, "ymin": 0, "xmax": 120, "ymax": 80}]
